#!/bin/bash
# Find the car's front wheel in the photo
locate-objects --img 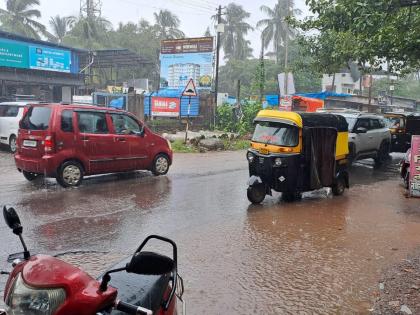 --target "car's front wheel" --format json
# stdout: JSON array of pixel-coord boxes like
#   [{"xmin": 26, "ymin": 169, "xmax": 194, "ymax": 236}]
[
  {"xmin": 9, "ymin": 135, "xmax": 17, "ymax": 153},
  {"xmin": 151, "ymin": 154, "xmax": 170, "ymax": 176},
  {"xmin": 56, "ymin": 161, "xmax": 84, "ymax": 187},
  {"xmin": 374, "ymin": 141, "xmax": 390, "ymax": 166}
]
